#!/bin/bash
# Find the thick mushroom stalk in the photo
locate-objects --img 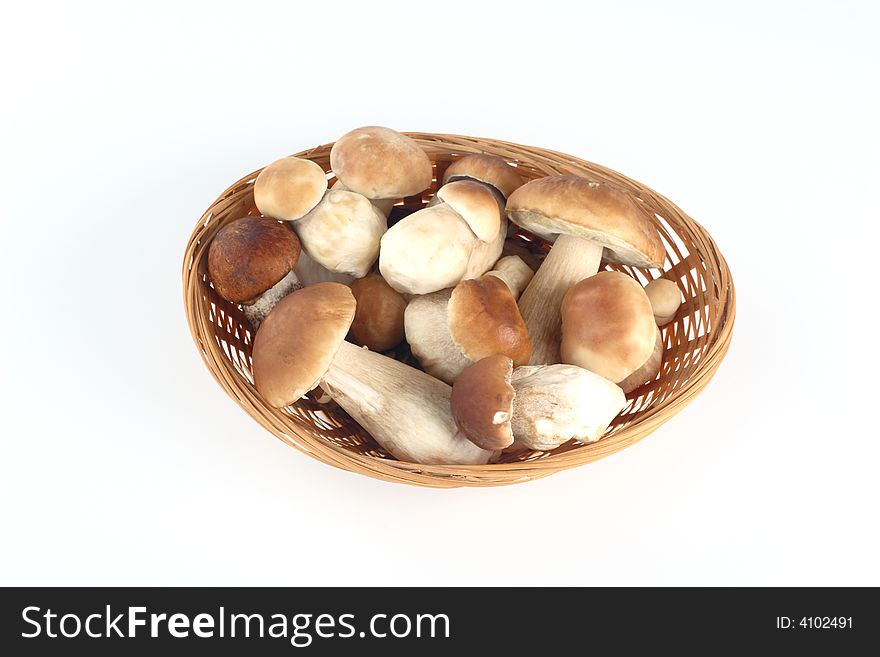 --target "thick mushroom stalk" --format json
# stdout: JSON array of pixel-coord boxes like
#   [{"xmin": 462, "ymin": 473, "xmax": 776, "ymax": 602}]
[
  {"xmin": 506, "ymin": 175, "xmax": 666, "ymax": 365},
  {"xmin": 252, "ymin": 283, "xmax": 493, "ymax": 465},
  {"xmin": 516, "ymin": 233, "xmax": 602, "ymax": 364},
  {"xmin": 322, "ymin": 341, "xmax": 491, "ymax": 464}
]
